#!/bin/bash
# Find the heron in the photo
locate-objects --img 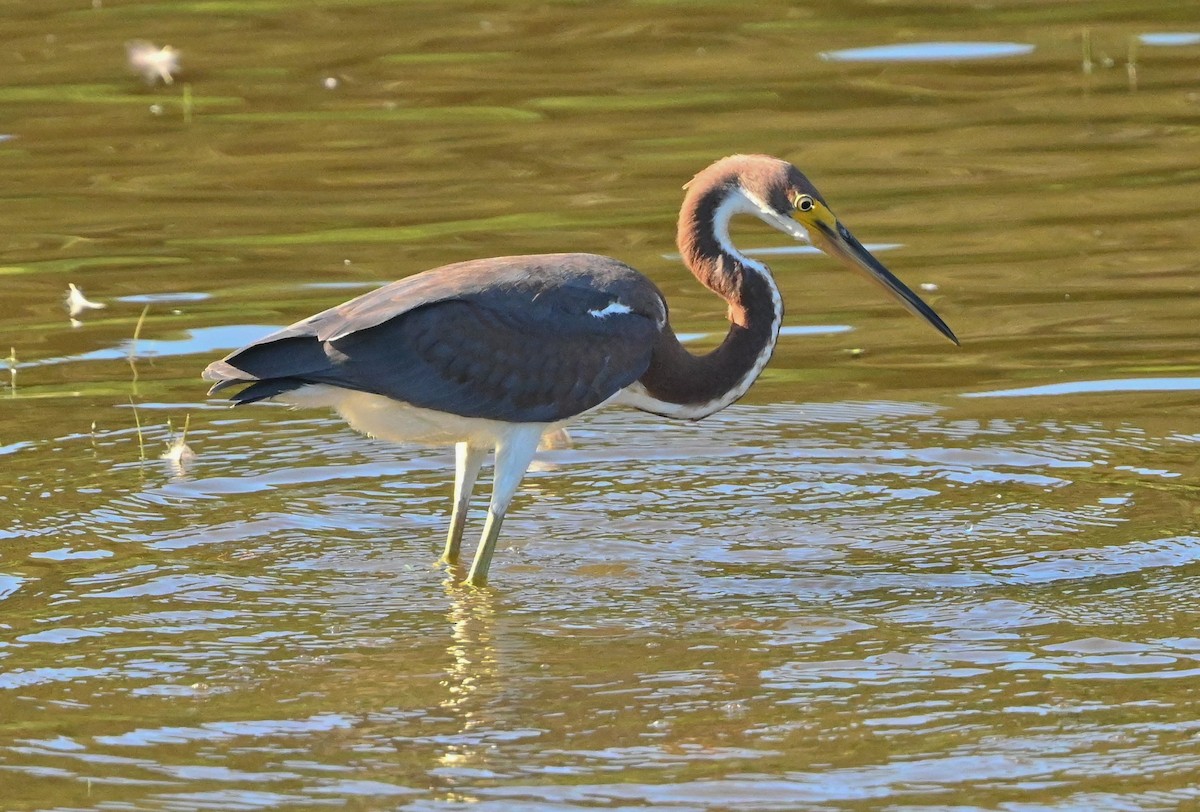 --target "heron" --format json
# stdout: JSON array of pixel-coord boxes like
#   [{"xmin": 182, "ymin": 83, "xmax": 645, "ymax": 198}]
[{"xmin": 203, "ymin": 154, "xmax": 958, "ymax": 586}]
